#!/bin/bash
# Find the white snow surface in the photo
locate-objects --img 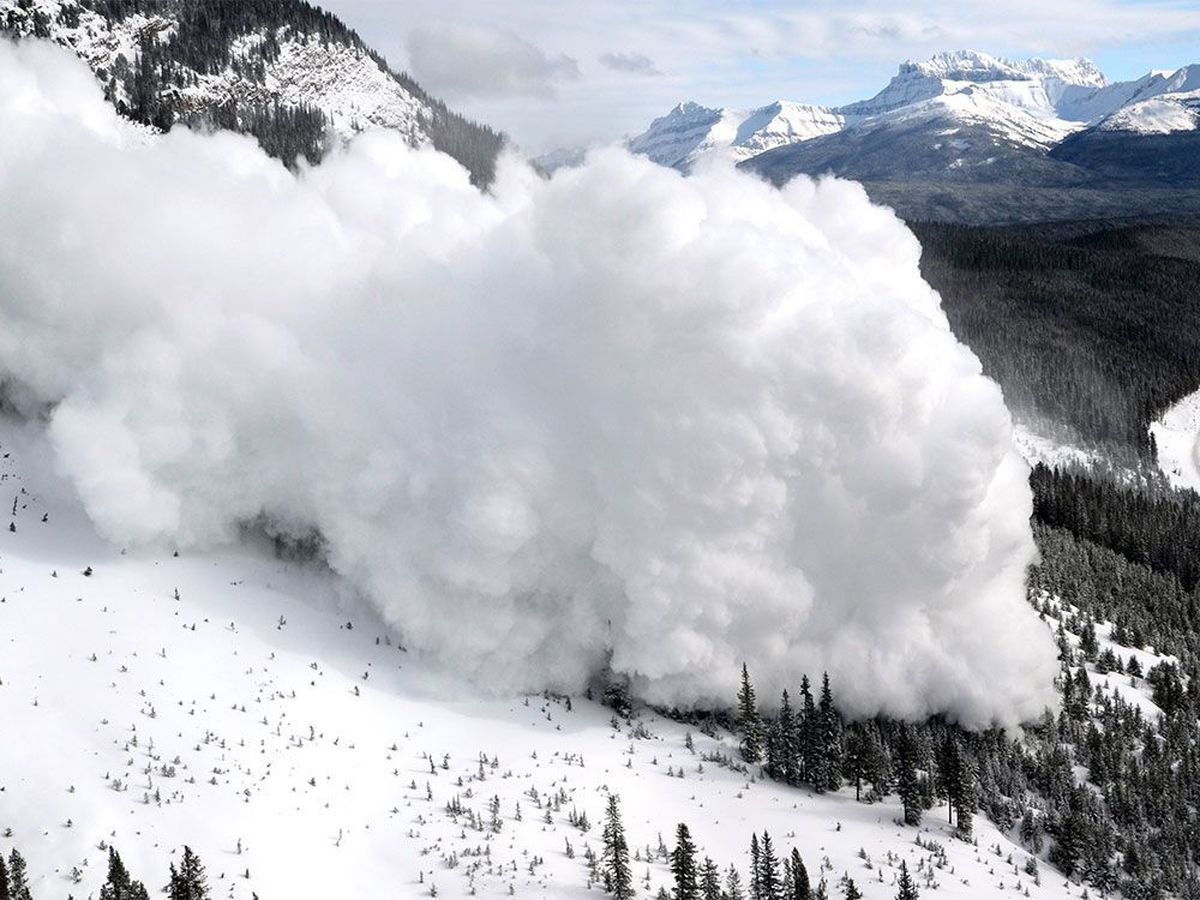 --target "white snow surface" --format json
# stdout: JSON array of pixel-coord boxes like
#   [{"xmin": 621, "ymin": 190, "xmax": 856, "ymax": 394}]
[
  {"xmin": 1150, "ymin": 386, "xmax": 1200, "ymax": 491},
  {"xmin": 1098, "ymin": 89, "xmax": 1200, "ymax": 134},
  {"xmin": 0, "ymin": 0, "xmax": 432, "ymax": 145},
  {"xmin": 0, "ymin": 417, "xmax": 1104, "ymax": 900},
  {"xmin": 627, "ymin": 50, "xmax": 1199, "ymax": 169}
]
